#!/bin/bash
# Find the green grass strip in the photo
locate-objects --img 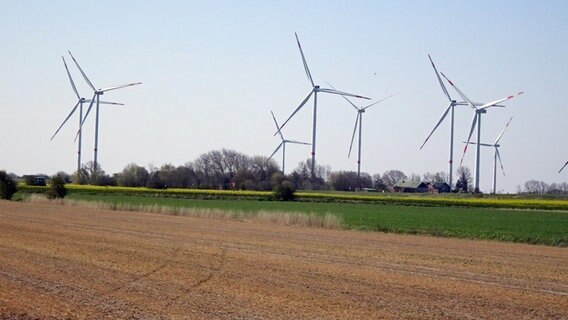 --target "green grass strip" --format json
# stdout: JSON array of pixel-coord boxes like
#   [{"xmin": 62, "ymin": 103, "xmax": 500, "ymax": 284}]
[
  {"xmin": 61, "ymin": 193, "xmax": 568, "ymax": 247},
  {"xmin": 18, "ymin": 184, "xmax": 568, "ymax": 210}
]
